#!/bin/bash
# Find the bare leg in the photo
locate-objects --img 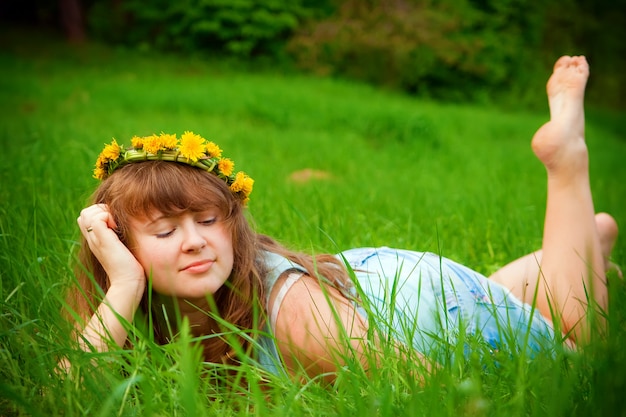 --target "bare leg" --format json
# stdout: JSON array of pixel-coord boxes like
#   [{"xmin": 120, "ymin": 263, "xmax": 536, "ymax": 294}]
[
  {"xmin": 491, "ymin": 212, "xmax": 620, "ymax": 296},
  {"xmin": 500, "ymin": 56, "xmax": 607, "ymax": 342}
]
